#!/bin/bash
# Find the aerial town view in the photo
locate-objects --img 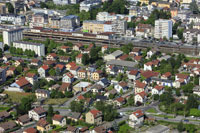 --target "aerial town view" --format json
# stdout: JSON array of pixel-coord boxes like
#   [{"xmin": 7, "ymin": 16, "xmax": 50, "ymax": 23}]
[{"xmin": 0, "ymin": 0, "xmax": 200, "ymax": 132}]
